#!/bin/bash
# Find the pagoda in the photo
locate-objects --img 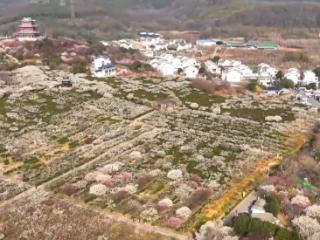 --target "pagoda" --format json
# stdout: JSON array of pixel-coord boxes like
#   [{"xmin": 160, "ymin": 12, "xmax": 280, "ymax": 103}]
[{"xmin": 15, "ymin": 17, "xmax": 42, "ymax": 41}]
